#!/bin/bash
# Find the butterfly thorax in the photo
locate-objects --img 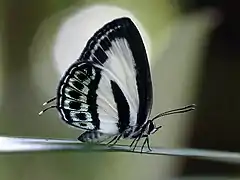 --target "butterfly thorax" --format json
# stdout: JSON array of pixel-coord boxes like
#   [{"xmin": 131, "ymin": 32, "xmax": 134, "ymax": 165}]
[{"xmin": 125, "ymin": 120, "xmax": 156, "ymax": 139}]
